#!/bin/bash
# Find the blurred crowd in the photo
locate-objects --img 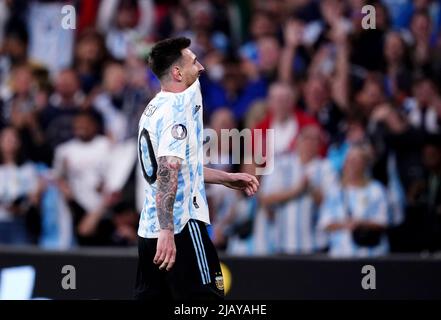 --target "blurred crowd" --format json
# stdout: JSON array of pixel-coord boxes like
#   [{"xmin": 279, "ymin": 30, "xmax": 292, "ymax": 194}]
[{"xmin": 0, "ymin": 0, "xmax": 440, "ymax": 257}]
